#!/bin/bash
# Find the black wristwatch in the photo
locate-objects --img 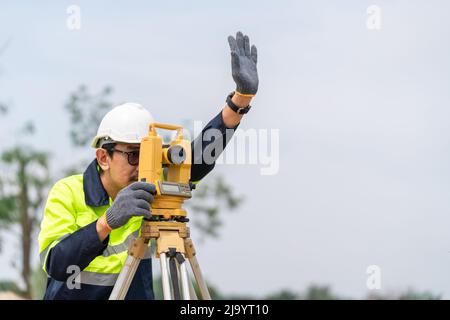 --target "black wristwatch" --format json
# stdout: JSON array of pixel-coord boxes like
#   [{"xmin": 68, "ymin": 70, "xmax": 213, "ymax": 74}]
[{"xmin": 226, "ymin": 91, "xmax": 252, "ymax": 115}]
